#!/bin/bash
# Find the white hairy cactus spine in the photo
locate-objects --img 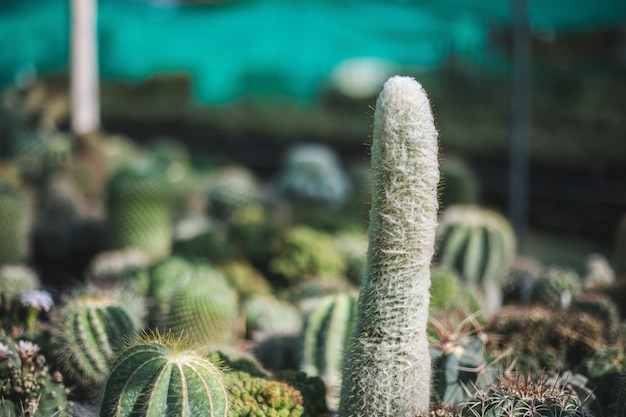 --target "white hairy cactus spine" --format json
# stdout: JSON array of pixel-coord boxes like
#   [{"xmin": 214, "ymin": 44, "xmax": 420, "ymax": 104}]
[{"xmin": 339, "ymin": 76, "xmax": 439, "ymax": 417}]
